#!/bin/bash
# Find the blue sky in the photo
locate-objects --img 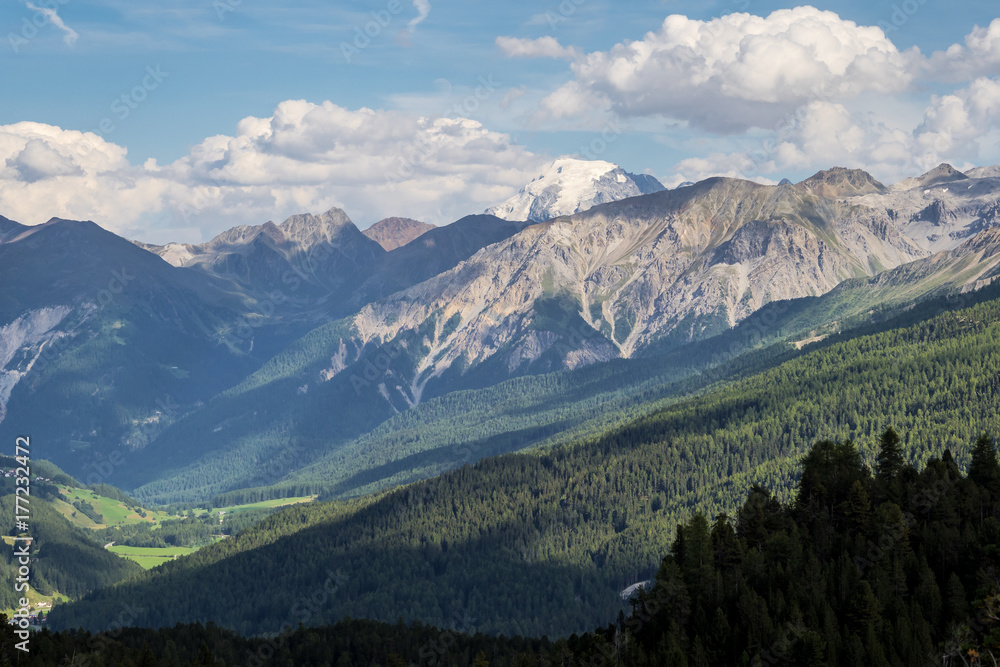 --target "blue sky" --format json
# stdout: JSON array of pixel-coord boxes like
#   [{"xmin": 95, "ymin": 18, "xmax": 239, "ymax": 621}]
[{"xmin": 1, "ymin": 0, "xmax": 999, "ymax": 242}]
